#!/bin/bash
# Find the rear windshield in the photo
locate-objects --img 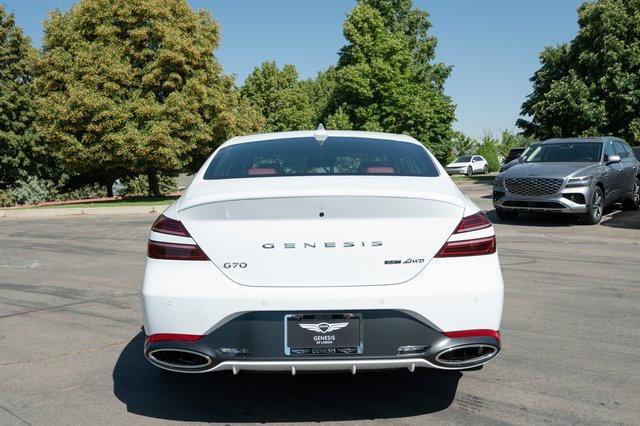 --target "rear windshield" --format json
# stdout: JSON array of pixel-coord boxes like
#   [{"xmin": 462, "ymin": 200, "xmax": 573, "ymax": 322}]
[
  {"xmin": 525, "ymin": 143, "xmax": 602, "ymax": 163},
  {"xmin": 203, "ymin": 137, "xmax": 439, "ymax": 179}
]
